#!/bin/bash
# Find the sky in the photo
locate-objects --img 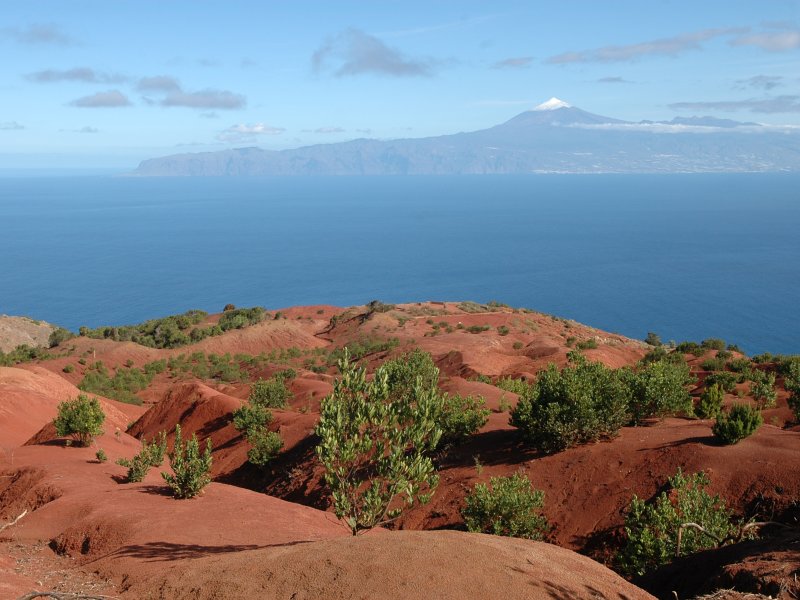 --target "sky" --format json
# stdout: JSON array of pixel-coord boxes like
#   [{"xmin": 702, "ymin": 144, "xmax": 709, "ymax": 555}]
[{"xmin": 1, "ymin": 0, "xmax": 799, "ymax": 168}]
